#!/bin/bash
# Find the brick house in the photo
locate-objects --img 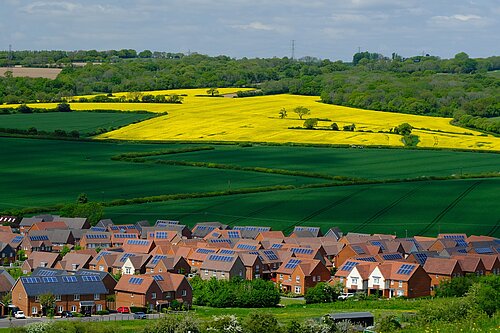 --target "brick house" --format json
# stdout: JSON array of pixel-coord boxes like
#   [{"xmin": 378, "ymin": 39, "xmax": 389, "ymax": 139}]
[
  {"xmin": 55, "ymin": 253, "xmax": 93, "ymax": 272},
  {"xmin": 423, "ymin": 257, "xmax": 463, "ymax": 293},
  {"xmin": 334, "ymin": 260, "xmax": 378, "ymax": 294},
  {"xmin": 238, "ymin": 252, "xmax": 264, "ymax": 280},
  {"xmin": 149, "ymin": 273, "xmax": 193, "ymax": 311},
  {"xmin": 22, "ymin": 251, "xmax": 61, "ymax": 274},
  {"xmin": 120, "ymin": 254, "xmax": 151, "ymax": 275},
  {"xmin": 335, "ymin": 243, "xmax": 381, "ymax": 268},
  {"xmin": 11, "ymin": 272, "xmax": 114, "ymax": 317},
  {"xmin": 79, "ymin": 232, "xmax": 112, "ymax": 249},
  {"xmin": 146, "ymin": 255, "xmax": 191, "ymax": 275},
  {"xmin": 115, "ymin": 275, "xmax": 162, "ymax": 311},
  {"xmin": 21, "ymin": 235, "xmax": 53, "ymax": 255},
  {"xmin": 276, "ymin": 258, "xmax": 330, "ymax": 295},
  {"xmin": 199, "ymin": 254, "xmax": 245, "ymax": 280},
  {"xmin": 369, "ymin": 261, "xmax": 430, "ymax": 298},
  {"xmin": 88, "ymin": 251, "xmax": 119, "ymax": 273}
]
